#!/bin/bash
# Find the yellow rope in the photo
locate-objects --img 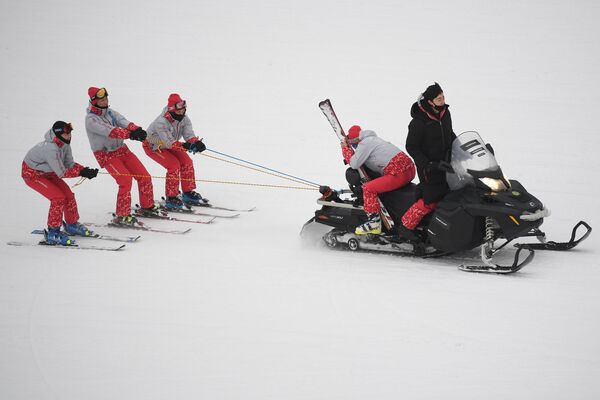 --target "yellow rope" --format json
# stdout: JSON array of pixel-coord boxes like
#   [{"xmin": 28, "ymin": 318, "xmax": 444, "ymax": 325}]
[
  {"xmin": 74, "ymin": 171, "xmax": 318, "ymax": 191},
  {"xmin": 72, "ymin": 141, "xmax": 319, "ymax": 191}
]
